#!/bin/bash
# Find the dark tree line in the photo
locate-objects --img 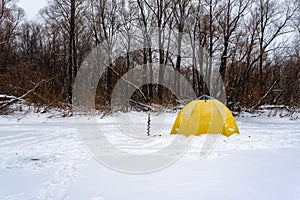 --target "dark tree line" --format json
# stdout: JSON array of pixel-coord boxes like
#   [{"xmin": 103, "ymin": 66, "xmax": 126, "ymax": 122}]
[{"xmin": 0, "ymin": 0, "xmax": 299, "ymax": 112}]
